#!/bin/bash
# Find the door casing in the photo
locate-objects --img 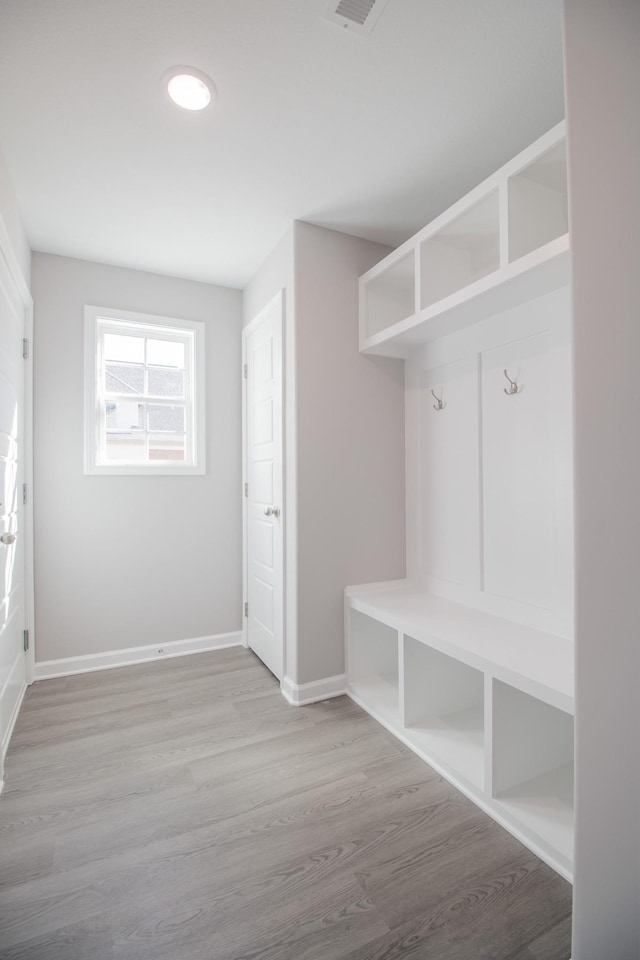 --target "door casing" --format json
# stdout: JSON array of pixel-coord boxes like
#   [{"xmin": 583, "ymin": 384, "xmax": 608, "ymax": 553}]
[{"xmin": 0, "ymin": 214, "xmax": 35, "ymax": 783}]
